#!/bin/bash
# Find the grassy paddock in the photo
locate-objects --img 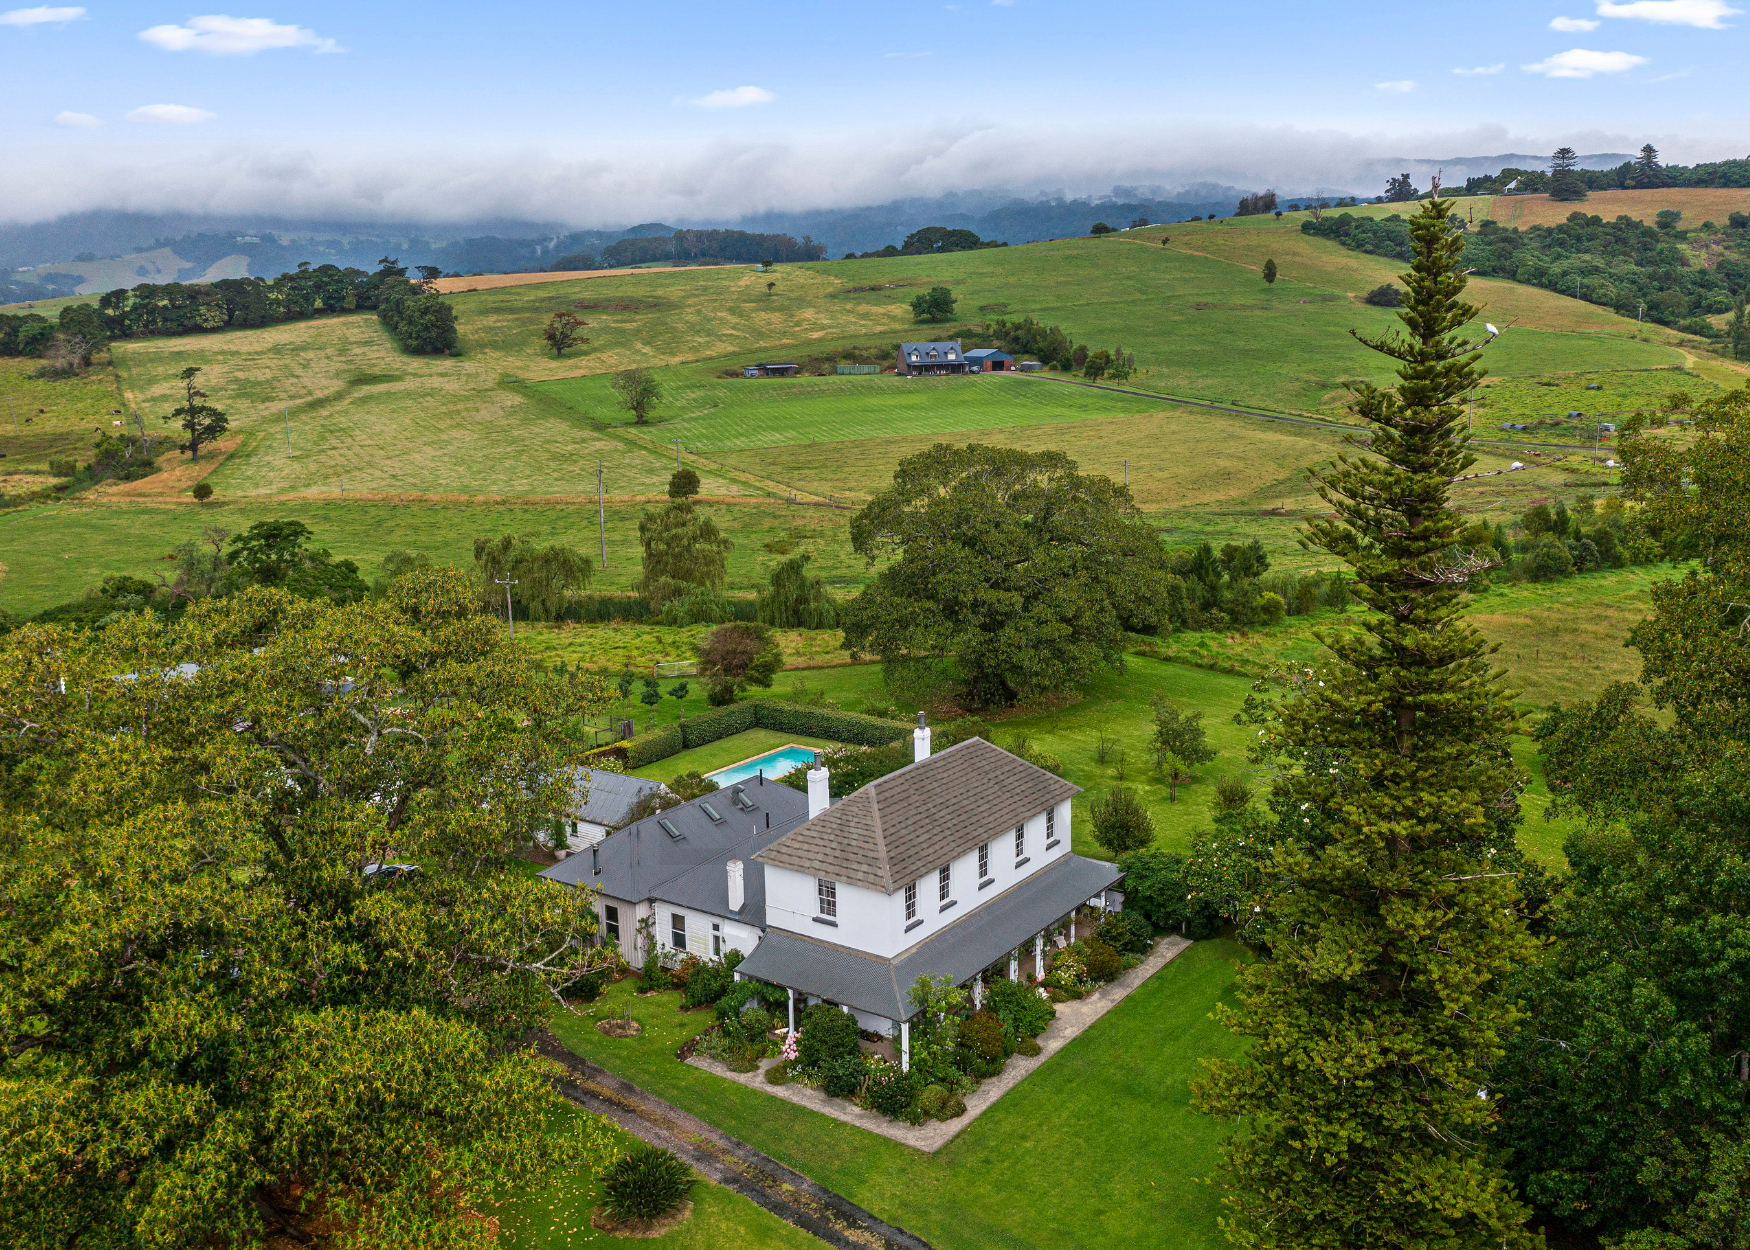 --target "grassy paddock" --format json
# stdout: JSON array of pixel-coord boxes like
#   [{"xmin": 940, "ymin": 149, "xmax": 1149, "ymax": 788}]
[{"xmin": 550, "ymin": 941, "xmax": 1249, "ymax": 1250}]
